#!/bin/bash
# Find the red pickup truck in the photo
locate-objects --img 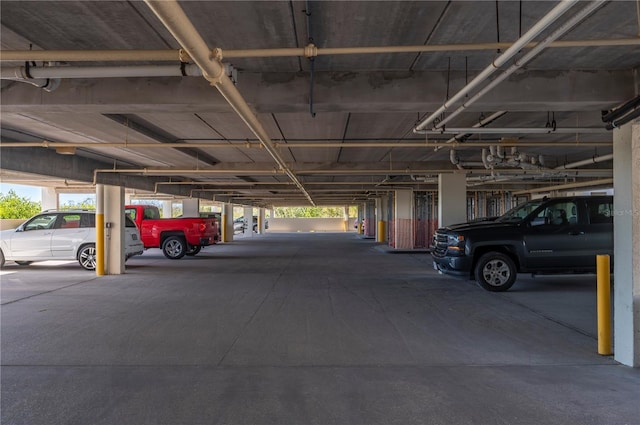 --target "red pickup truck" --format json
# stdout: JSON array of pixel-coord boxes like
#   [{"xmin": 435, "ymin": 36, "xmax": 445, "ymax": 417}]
[{"xmin": 125, "ymin": 205, "xmax": 219, "ymax": 259}]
